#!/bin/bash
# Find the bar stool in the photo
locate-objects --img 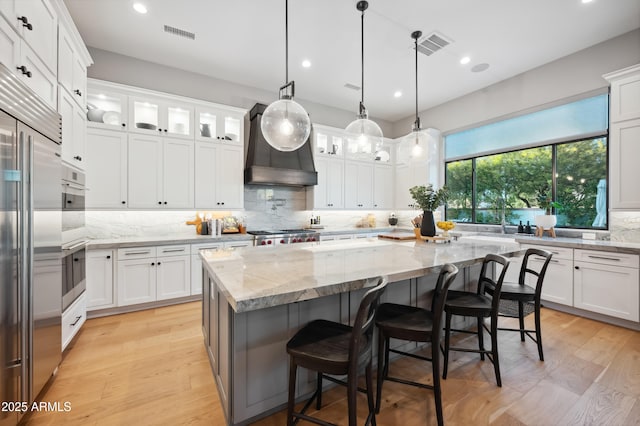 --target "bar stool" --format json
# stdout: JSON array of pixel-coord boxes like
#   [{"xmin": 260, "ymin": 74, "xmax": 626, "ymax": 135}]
[
  {"xmin": 286, "ymin": 276, "xmax": 388, "ymax": 426},
  {"xmin": 375, "ymin": 264, "xmax": 459, "ymax": 426},
  {"xmin": 442, "ymin": 254, "xmax": 510, "ymax": 387},
  {"xmin": 486, "ymin": 248, "xmax": 553, "ymax": 361}
]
